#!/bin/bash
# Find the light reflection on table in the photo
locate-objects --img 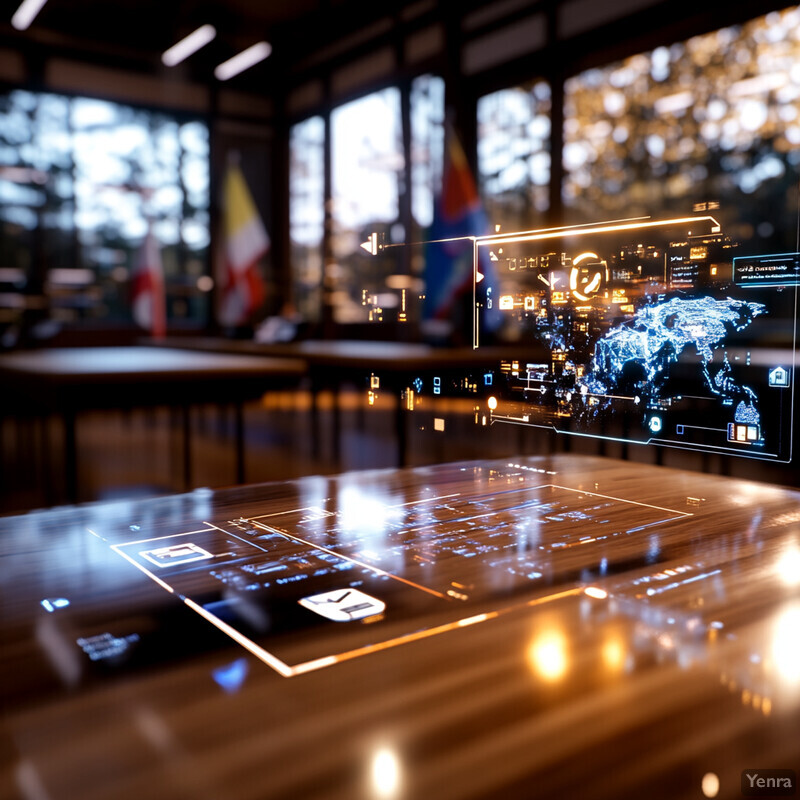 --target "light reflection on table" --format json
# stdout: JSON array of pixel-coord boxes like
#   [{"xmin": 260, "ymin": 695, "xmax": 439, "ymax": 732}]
[{"xmin": 2, "ymin": 454, "xmax": 800, "ymax": 800}]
